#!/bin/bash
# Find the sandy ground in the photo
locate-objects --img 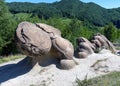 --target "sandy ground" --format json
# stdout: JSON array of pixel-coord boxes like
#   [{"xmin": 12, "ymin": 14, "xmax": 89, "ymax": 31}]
[{"xmin": 0, "ymin": 49, "xmax": 120, "ymax": 86}]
